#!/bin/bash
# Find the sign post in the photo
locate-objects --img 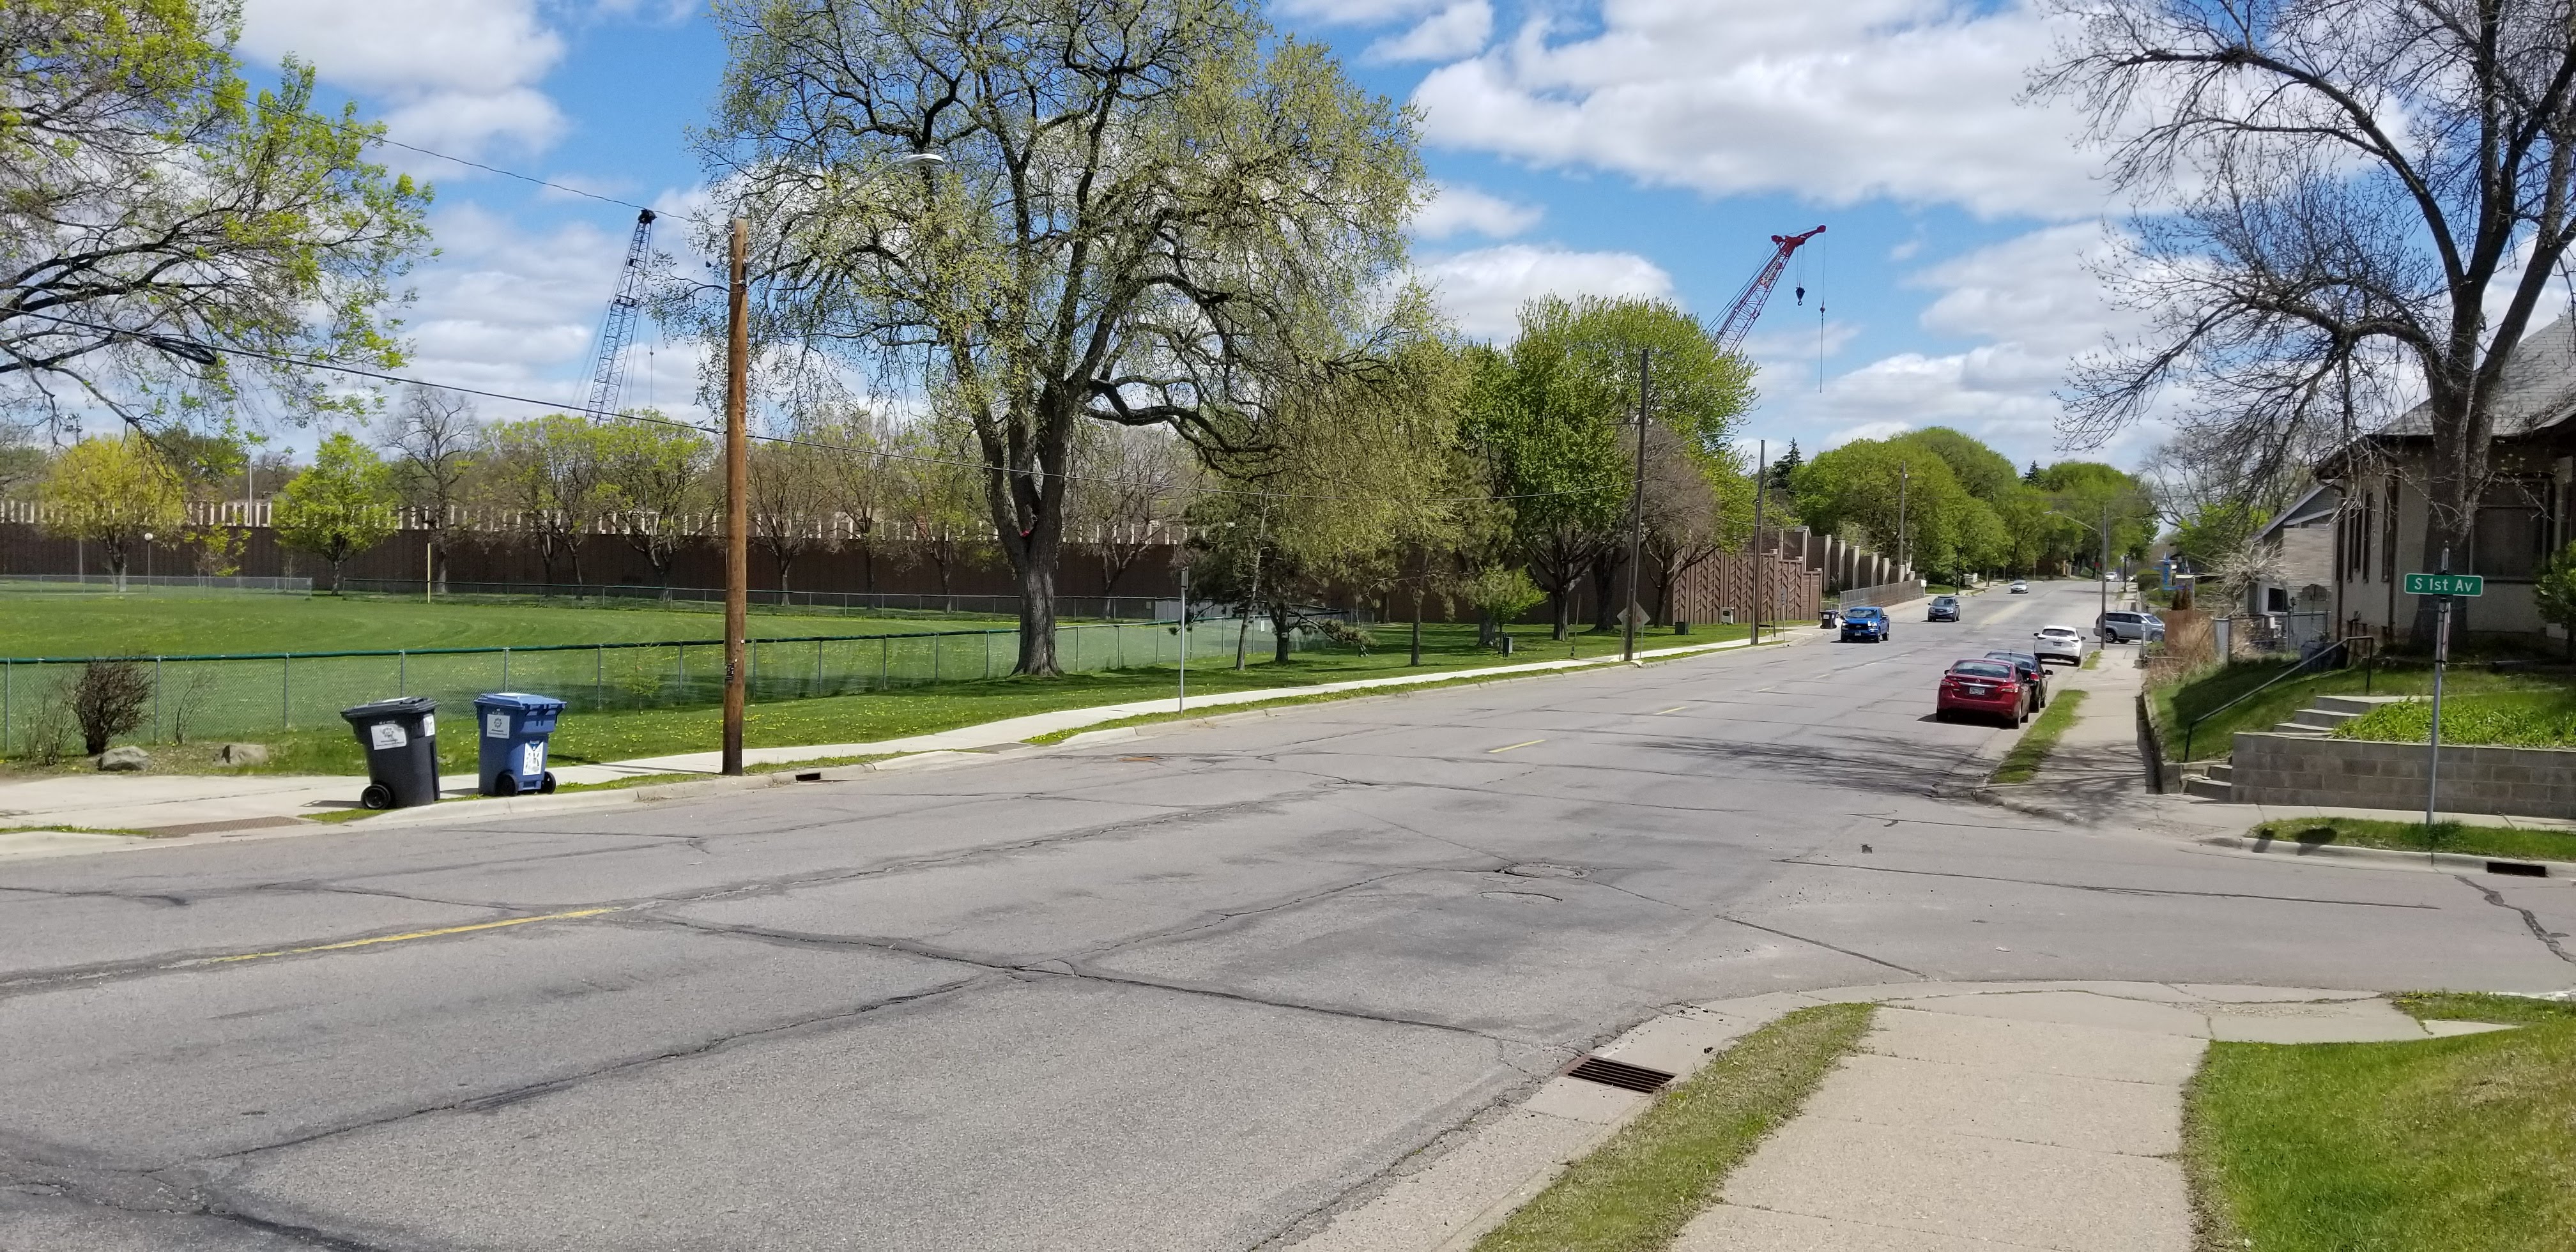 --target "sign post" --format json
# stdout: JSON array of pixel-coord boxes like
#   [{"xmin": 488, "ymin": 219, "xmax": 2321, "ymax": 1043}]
[{"xmin": 2405, "ymin": 558, "xmax": 2482, "ymax": 830}]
